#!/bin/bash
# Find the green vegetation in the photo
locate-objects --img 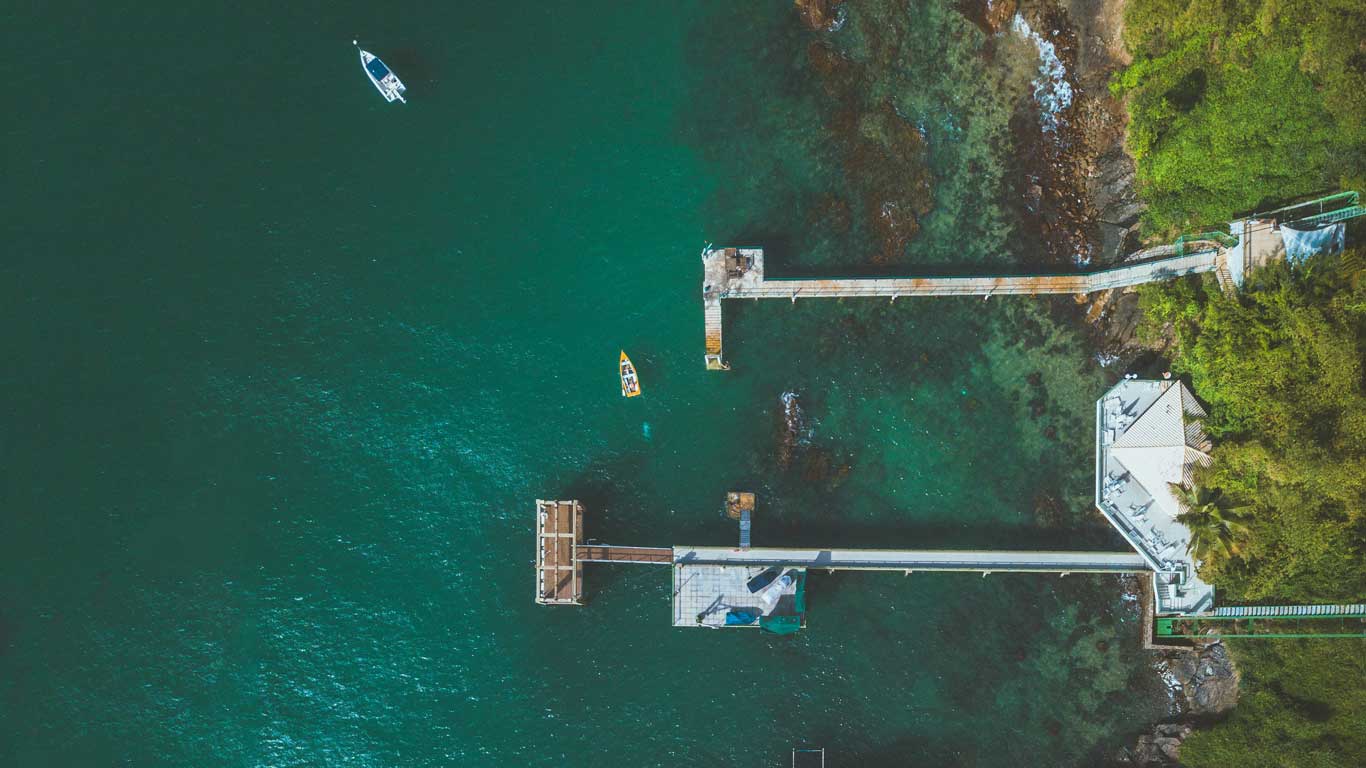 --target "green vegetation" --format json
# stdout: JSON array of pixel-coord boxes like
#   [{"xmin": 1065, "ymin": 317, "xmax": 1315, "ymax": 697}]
[
  {"xmin": 1139, "ymin": 252, "xmax": 1366, "ymax": 603},
  {"xmin": 1168, "ymin": 483, "xmax": 1250, "ymax": 564},
  {"xmin": 1139, "ymin": 251, "xmax": 1366, "ymax": 766},
  {"xmin": 1098, "ymin": 3, "xmax": 1366, "ymax": 764},
  {"xmin": 1181, "ymin": 640, "xmax": 1366, "ymax": 768},
  {"xmin": 1115, "ymin": 0, "xmax": 1366, "ymax": 234}
]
